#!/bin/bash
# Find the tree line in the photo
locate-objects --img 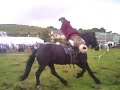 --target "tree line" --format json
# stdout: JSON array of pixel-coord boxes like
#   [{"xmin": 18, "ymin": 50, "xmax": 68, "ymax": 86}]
[{"xmin": 0, "ymin": 24, "xmax": 108, "ymax": 42}]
